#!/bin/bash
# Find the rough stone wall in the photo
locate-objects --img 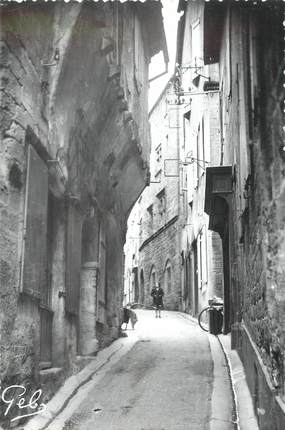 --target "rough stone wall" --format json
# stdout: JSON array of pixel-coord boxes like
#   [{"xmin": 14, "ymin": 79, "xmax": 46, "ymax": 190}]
[
  {"xmin": 219, "ymin": 2, "xmax": 284, "ymax": 425},
  {"xmin": 0, "ymin": 1, "xmax": 165, "ymax": 424},
  {"xmin": 135, "ymin": 87, "xmax": 182, "ymax": 310},
  {"xmin": 0, "ymin": 7, "xmax": 53, "ymax": 424},
  {"xmin": 244, "ymin": 5, "xmax": 284, "ymax": 402},
  {"xmin": 140, "ymin": 221, "xmax": 180, "ymax": 310},
  {"xmin": 140, "ymin": 89, "xmax": 178, "ymax": 245}
]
